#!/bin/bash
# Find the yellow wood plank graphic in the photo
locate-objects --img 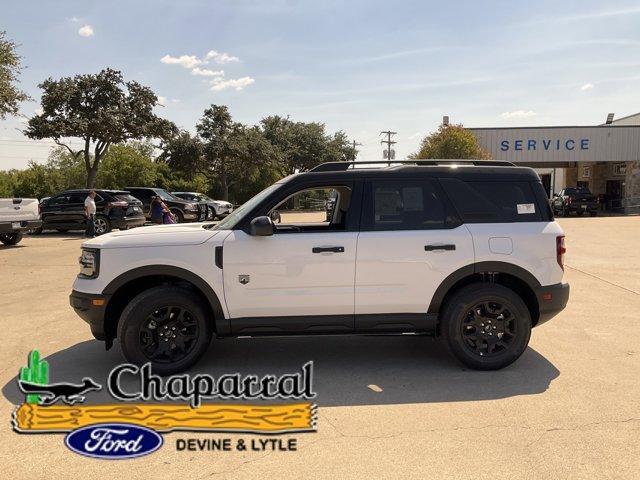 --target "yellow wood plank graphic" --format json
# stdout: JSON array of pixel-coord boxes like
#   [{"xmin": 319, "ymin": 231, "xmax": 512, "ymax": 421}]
[{"xmin": 13, "ymin": 403, "xmax": 317, "ymax": 434}]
